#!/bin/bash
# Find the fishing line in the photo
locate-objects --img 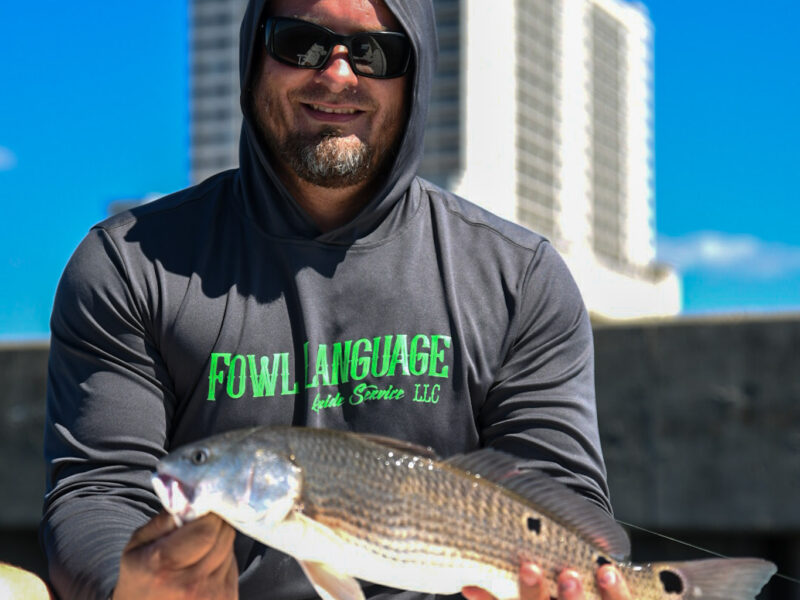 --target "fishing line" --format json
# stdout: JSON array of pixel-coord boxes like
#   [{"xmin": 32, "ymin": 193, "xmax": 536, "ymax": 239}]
[
  {"xmin": 616, "ymin": 519, "xmax": 800, "ymax": 586},
  {"xmin": 616, "ymin": 520, "xmax": 727, "ymax": 559}
]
